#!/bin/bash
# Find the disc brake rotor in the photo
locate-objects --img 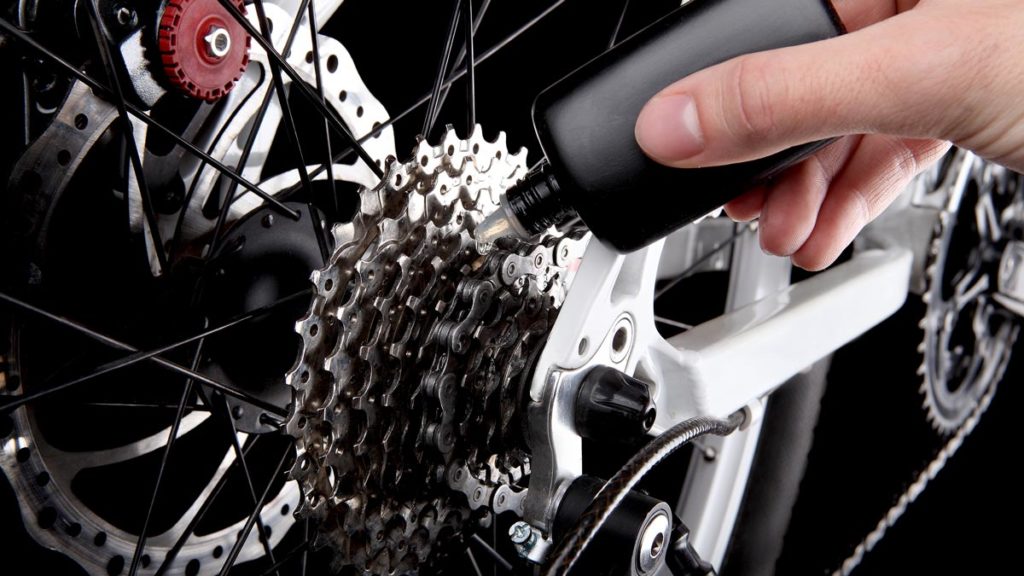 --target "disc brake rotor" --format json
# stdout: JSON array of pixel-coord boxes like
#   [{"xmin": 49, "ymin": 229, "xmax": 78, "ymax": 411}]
[{"xmin": 1, "ymin": 0, "xmax": 394, "ymax": 573}]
